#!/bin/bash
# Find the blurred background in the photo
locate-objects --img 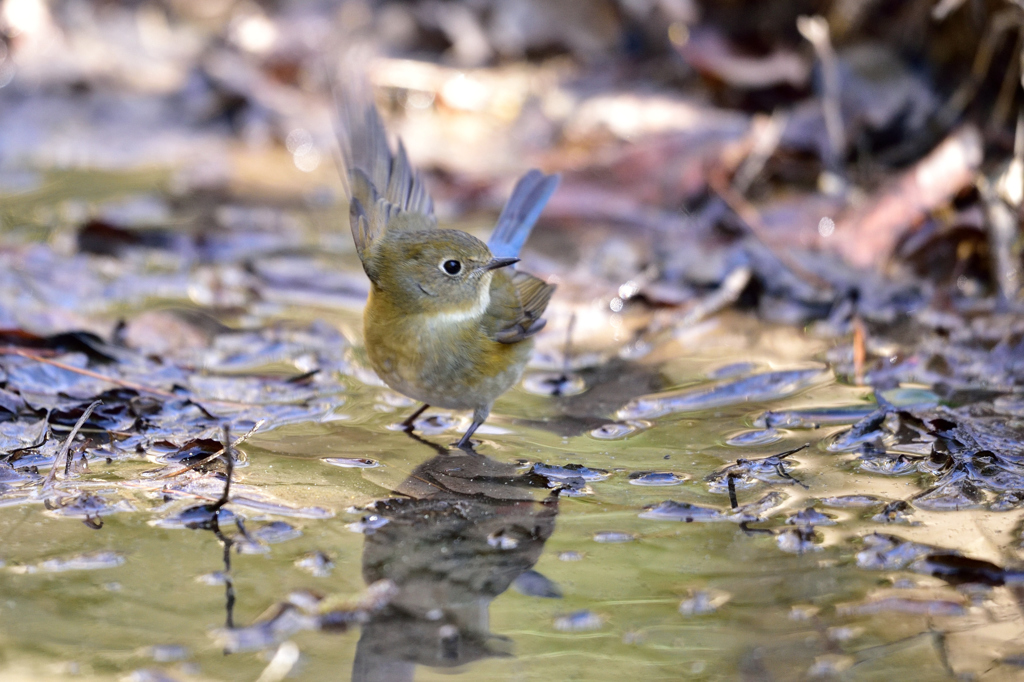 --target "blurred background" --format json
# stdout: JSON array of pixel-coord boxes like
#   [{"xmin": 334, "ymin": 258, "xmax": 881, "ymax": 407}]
[{"xmin": 1, "ymin": 0, "xmax": 1021, "ymax": 329}]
